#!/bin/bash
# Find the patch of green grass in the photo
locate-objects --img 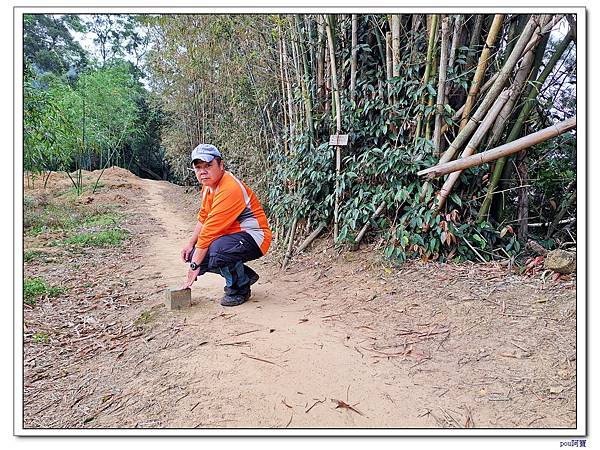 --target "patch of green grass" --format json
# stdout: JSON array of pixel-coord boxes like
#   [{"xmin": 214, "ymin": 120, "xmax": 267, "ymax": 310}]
[
  {"xmin": 32, "ymin": 332, "xmax": 50, "ymax": 344},
  {"xmin": 24, "ymin": 203, "xmax": 81, "ymax": 236},
  {"xmin": 134, "ymin": 304, "xmax": 163, "ymax": 327},
  {"xmin": 24, "ymin": 195, "xmax": 35, "ymax": 207},
  {"xmin": 135, "ymin": 311, "xmax": 156, "ymax": 326},
  {"xmin": 23, "ymin": 277, "xmax": 65, "ymax": 305},
  {"xmin": 83, "ymin": 211, "xmax": 121, "ymax": 228},
  {"xmin": 58, "ymin": 182, "xmax": 105, "ymax": 199},
  {"xmin": 24, "ymin": 250, "xmax": 56, "ymax": 263},
  {"xmin": 56, "ymin": 229, "xmax": 128, "ymax": 247}
]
